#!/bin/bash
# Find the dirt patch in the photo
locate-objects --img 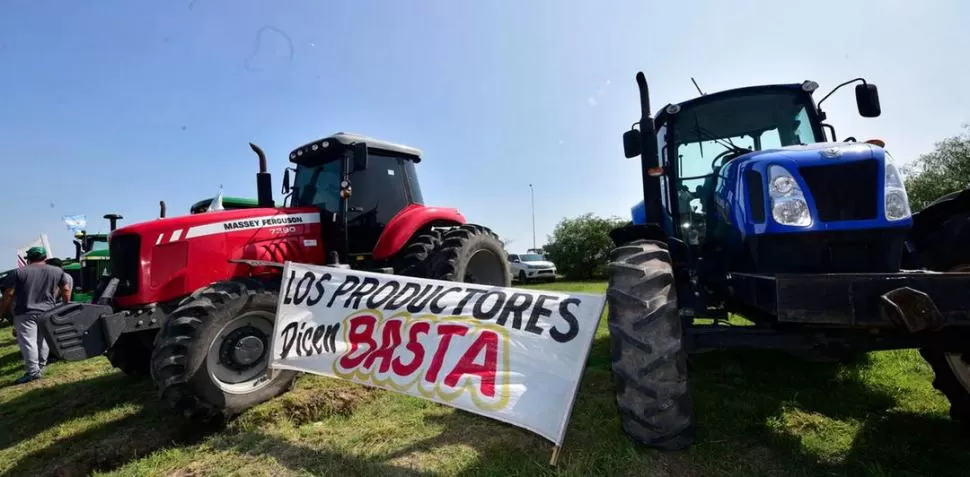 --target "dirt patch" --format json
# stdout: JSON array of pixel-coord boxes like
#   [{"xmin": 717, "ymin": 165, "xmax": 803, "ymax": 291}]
[{"xmin": 233, "ymin": 378, "xmax": 380, "ymax": 430}]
